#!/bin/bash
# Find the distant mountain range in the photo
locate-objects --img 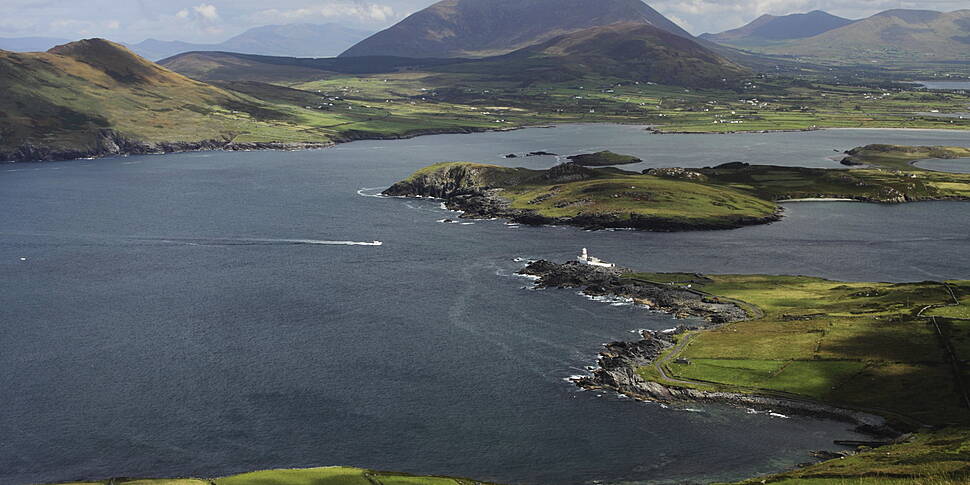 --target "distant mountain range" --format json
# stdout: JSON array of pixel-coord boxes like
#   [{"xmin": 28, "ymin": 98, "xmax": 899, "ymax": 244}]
[
  {"xmin": 0, "ymin": 24, "xmax": 373, "ymax": 61},
  {"xmin": 0, "ymin": 36, "xmax": 71, "ymax": 52},
  {"xmin": 340, "ymin": 0, "xmax": 693, "ymax": 58},
  {"xmin": 131, "ymin": 23, "xmax": 373, "ymax": 60},
  {"xmin": 703, "ymin": 9, "xmax": 970, "ymax": 64},
  {"xmin": 700, "ymin": 11, "xmax": 855, "ymax": 46}
]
